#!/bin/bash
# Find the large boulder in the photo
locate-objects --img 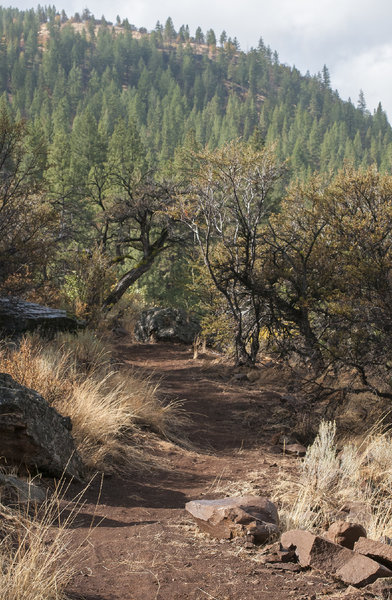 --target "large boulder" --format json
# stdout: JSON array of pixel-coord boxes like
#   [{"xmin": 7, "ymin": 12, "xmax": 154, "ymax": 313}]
[
  {"xmin": 0, "ymin": 373, "xmax": 84, "ymax": 481},
  {"xmin": 135, "ymin": 307, "xmax": 201, "ymax": 344},
  {"xmin": 0, "ymin": 297, "xmax": 81, "ymax": 335},
  {"xmin": 185, "ymin": 495, "xmax": 279, "ymax": 542}
]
